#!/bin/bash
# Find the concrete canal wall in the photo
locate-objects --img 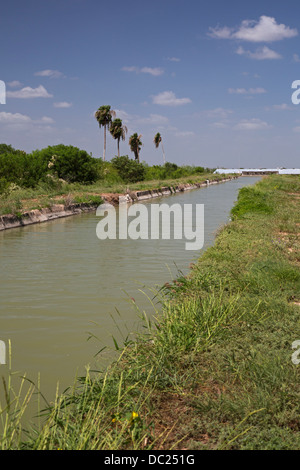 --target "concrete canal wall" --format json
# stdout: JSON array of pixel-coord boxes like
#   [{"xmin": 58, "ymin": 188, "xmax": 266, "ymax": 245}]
[{"xmin": 0, "ymin": 177, "xmax": 236, "ymax": 231}]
